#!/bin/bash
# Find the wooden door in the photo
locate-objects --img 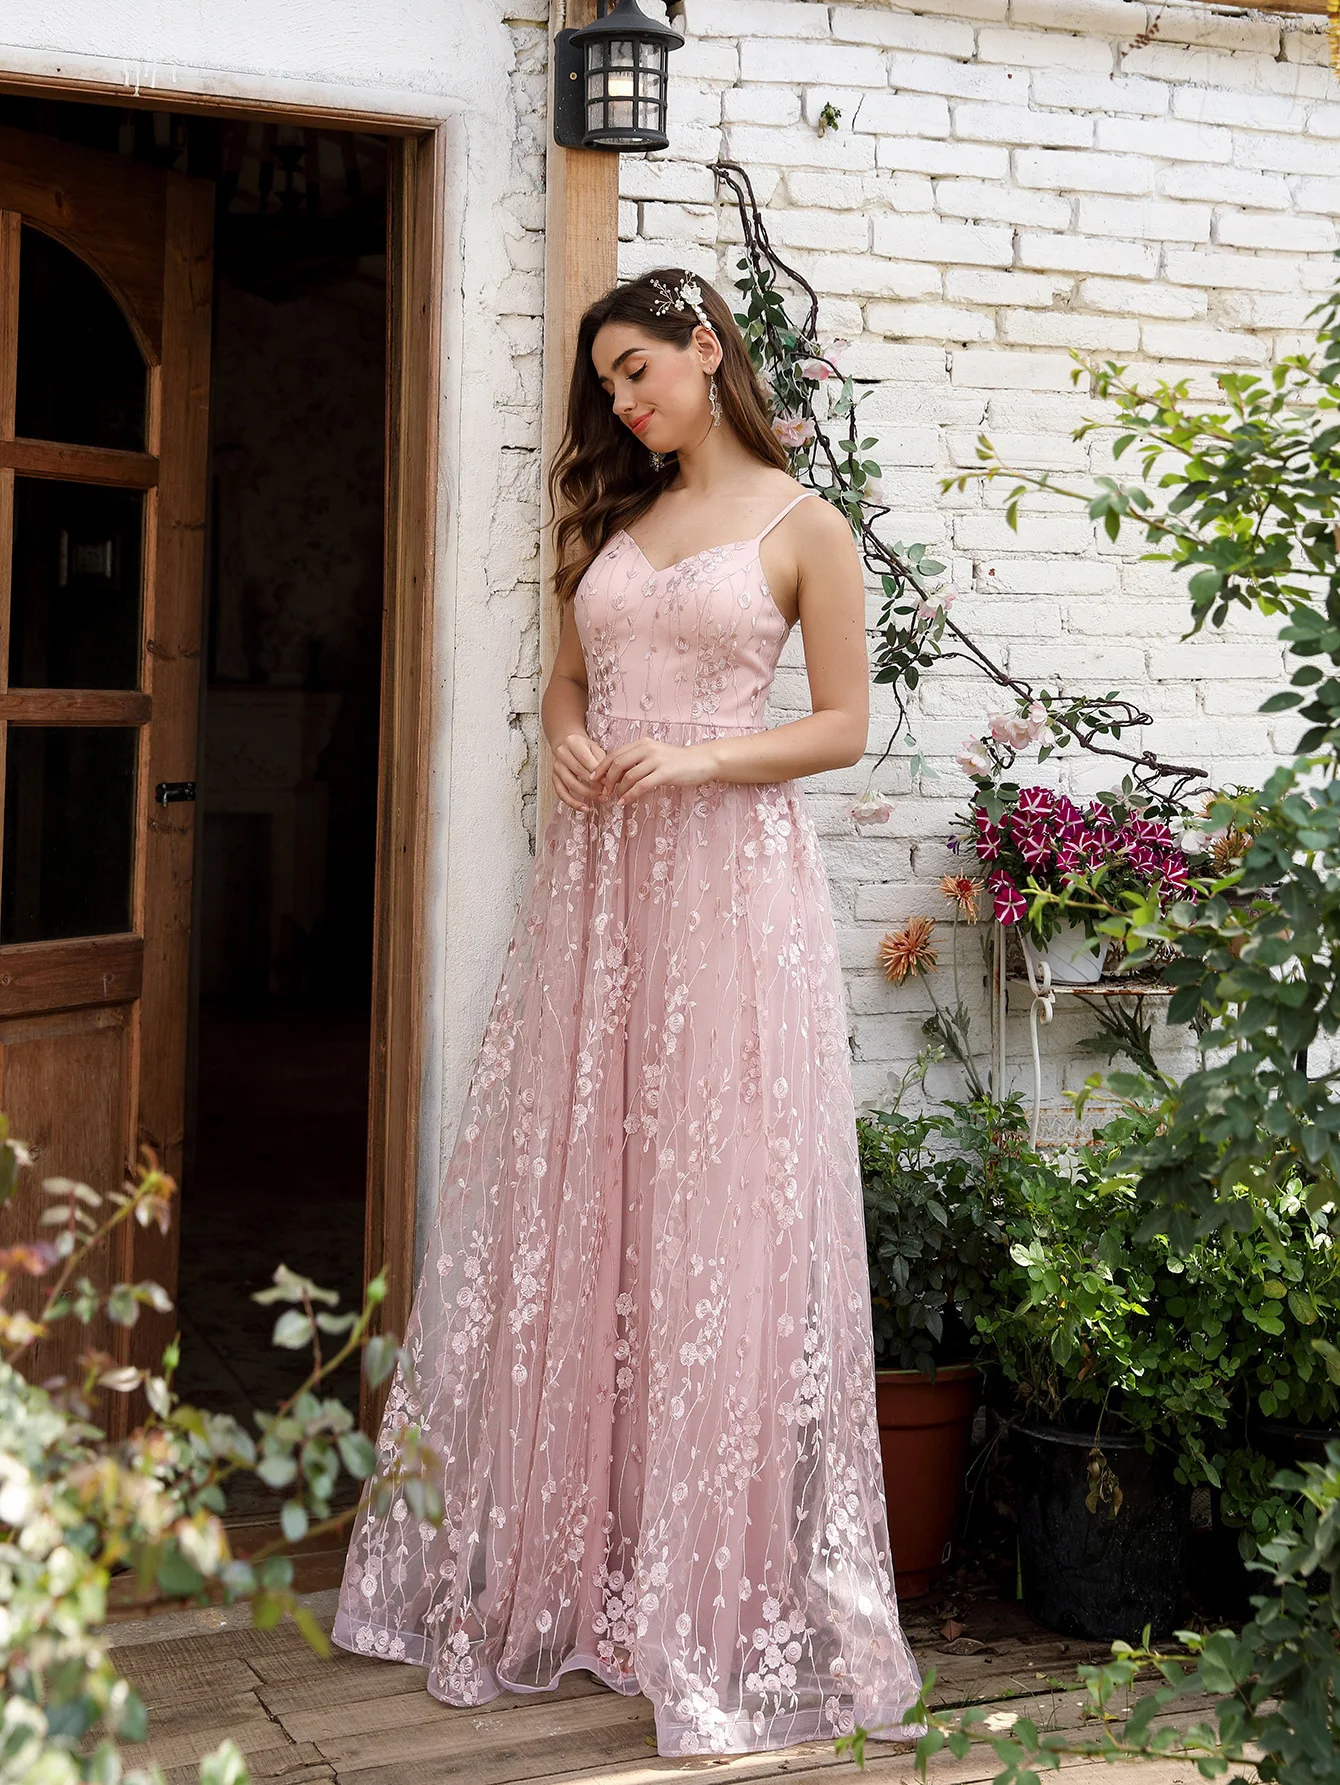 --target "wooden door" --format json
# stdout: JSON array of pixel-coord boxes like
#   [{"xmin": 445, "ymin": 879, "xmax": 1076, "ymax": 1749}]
[{"xmin": 0, "ymin": 126, "xmax": 212, "ymax": 1415}]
